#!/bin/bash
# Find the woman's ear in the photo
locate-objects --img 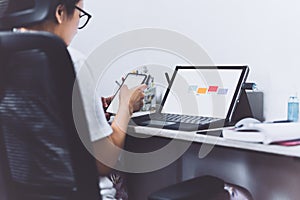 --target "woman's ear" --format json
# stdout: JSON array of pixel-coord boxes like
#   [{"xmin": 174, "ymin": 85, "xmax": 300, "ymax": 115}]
[{"xmin": 55, "ymin": 4, "xmax": 66, "ymax": 24}]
